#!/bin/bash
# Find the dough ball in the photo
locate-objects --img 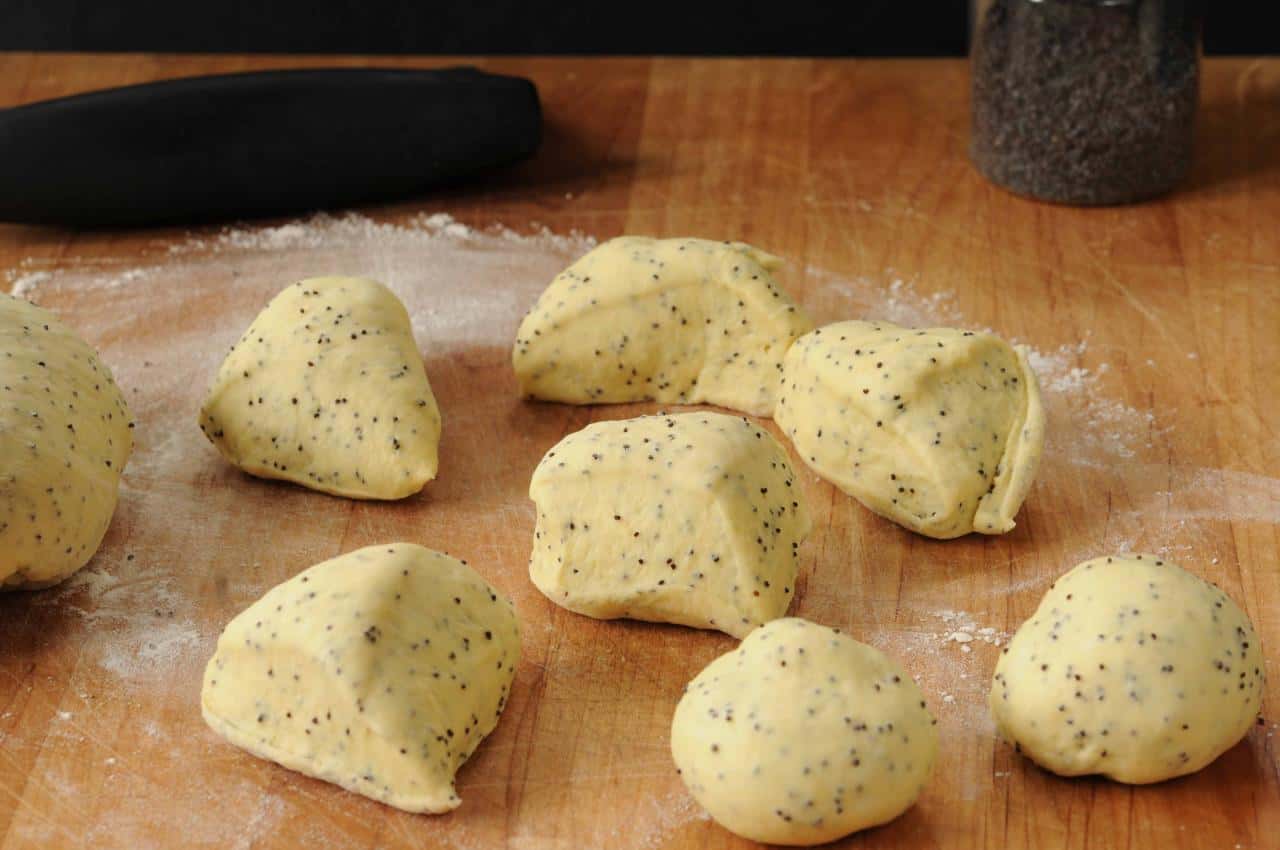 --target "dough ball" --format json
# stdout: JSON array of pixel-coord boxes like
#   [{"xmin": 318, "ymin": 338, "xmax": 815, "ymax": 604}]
[
  {"xmin": 198, "ymin": 277, "xmax": 442, "ymax": 499},
  {"xmin": 202, "ymin": 543, "xmax": 520, "ymax": 813},
  {"xmin": 528, "ymin": 412, "xmax": 811, "ymax": 638},
  {"xmin": 775, "ymin": 320, "xmax": 1043, "ymax": 539},
  {"xmin": 512, "ymin": 237, "xmax": 813, "ymax": 417},
  {"xmin": 1, "ymin": 294, "xmax": 132, "ymax": 589},
  {"xmin": 671, "ymin": 618, "xmax": 938, "ymax": 845},
  {"xmin": 991, "ymin": 554, "xmax": 1264, "ymax": 784}
]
